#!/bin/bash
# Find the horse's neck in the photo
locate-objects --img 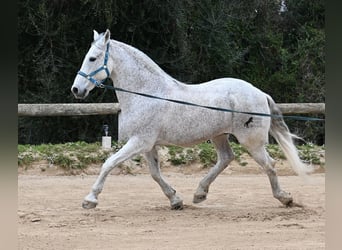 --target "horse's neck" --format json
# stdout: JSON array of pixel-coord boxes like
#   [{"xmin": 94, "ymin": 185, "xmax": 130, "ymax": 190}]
[
  {"xmin": 110, "ymin": 40, "xmax": 175, "ymax": 91},
  {"xmin": 108, "ymin": 40, "xmax": 194, "ymax": 112}
]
